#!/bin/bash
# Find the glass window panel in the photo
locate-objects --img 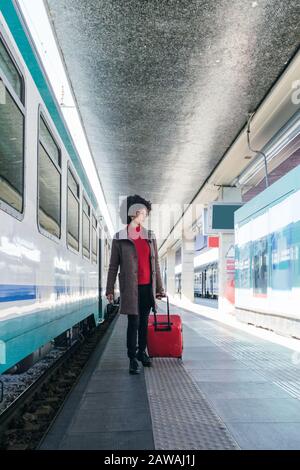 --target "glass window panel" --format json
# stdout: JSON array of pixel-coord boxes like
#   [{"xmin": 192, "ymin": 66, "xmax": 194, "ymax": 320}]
[
  {"xmin": 38, "ymin": 143, "xmax": 61, "ymax": 237},
  {"xmin": 253, "ymin": 238, "xmax": 268, "ymax": 295},
  {"xmin": 40, "ymin": 117, "xmax": 60, "ymax": 167},
  {"xmin": 92, "ymin": 228, "xmax": 97, "ymax": 263},
  {"xmin": 236, "ymin": 243, "xmax": 251, "ymax": 289},
  {"xmin": 271, "ymin": 227, "xmax": 292, "ymax": 291},
  {"xmin": 0, "ymin": 38, "xmax": 22, "ymax": 101},
  {"xmin": 82, "ymin": 211, "xmax": 90, "ymax": 258},
  {"xmin": 83, "ymin": 197, "xmax": 90, "ymax": 216},
  {"xmin": 0, "ymin": 86, "xmax": 24, "ymax": 212},
  {"xmin": 67, "ymin": 189, "xmax": 79, "ymax": 251},
  {"xmin": 68, "ymin": 168, "xmax": 79, "ymax": 198}
]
